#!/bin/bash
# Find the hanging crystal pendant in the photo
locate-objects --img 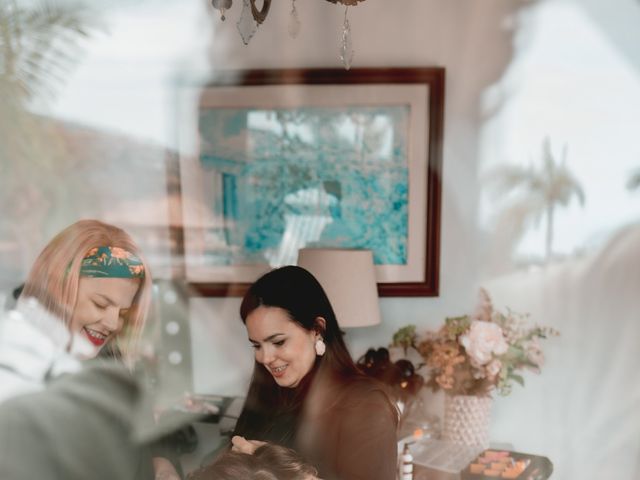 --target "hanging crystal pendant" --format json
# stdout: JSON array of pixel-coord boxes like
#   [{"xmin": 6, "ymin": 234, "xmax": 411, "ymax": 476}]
[
  {"xmin": 211, "ymin": 0, "xmax": 232, "ymax": 21},
  {"xmin": 325, "ymin": 0, "xmax": 365, "ymax": 5},
  {"xmin": 340, "ymin": 7, "xmax": 354, "ymax": 70},
  {"xmin": 288, "ymin": 0, "xmax": 301, "ymax": 38},
  {"xmin": 237, "ymin": 0, "xmax": 258, "ymax": 45}
]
